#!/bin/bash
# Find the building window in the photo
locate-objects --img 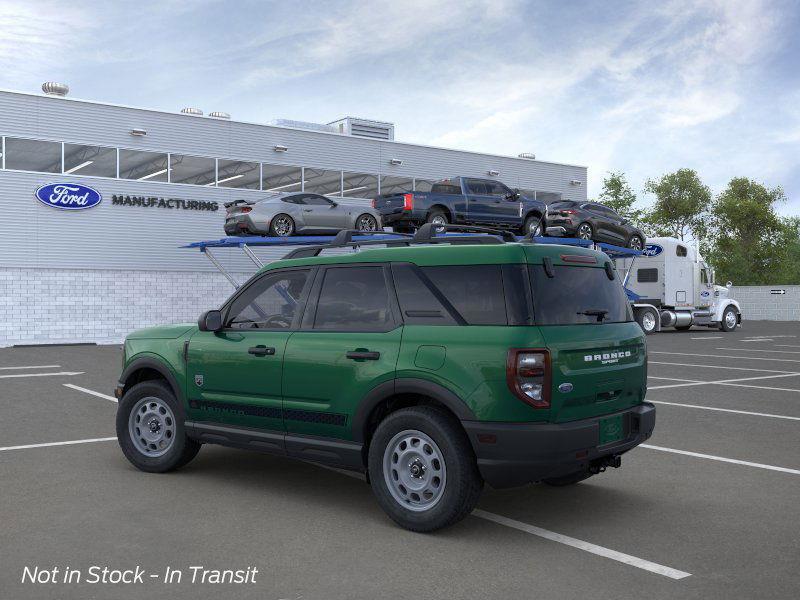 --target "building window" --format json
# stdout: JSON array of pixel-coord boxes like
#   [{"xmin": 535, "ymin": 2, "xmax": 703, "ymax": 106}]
[
  {"xmin": 532, "ymin": 191, "xmax": 562, "ymax": 204},
  {"xmin": 262, "ymin": 163, "xmax": 302, "ymax": 193},
  {"xmin": 169, "ymin": 154, "xmax": 216, "ymax": 186},
  {"xmin": 217, "ymin": 159, "xmax": 260, "ymax": 189},
  {"xmin": 379, "ymin": 175, "xmax": 413, "ymax": 195},
  {"xmin": 304, "ymin": 168, "xmax": 342, "ymax": 196},
  {"xmin": 414, "ymin": 178, "xmax": 436, "ymax": 192},
  {"xmin": 4, "ymin": 138, "xmax": 61, "ymax": 173},
  {"xmin": 119, "ymin": 149, "xmax": 169, "ymax": 182},
  {"xmin": 341, "ymin": 172, "xmax": 379, "ymax": 198},
  {"xmin": 63, "ymin": 144, "xmax": 117, "ymax": 177}
]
